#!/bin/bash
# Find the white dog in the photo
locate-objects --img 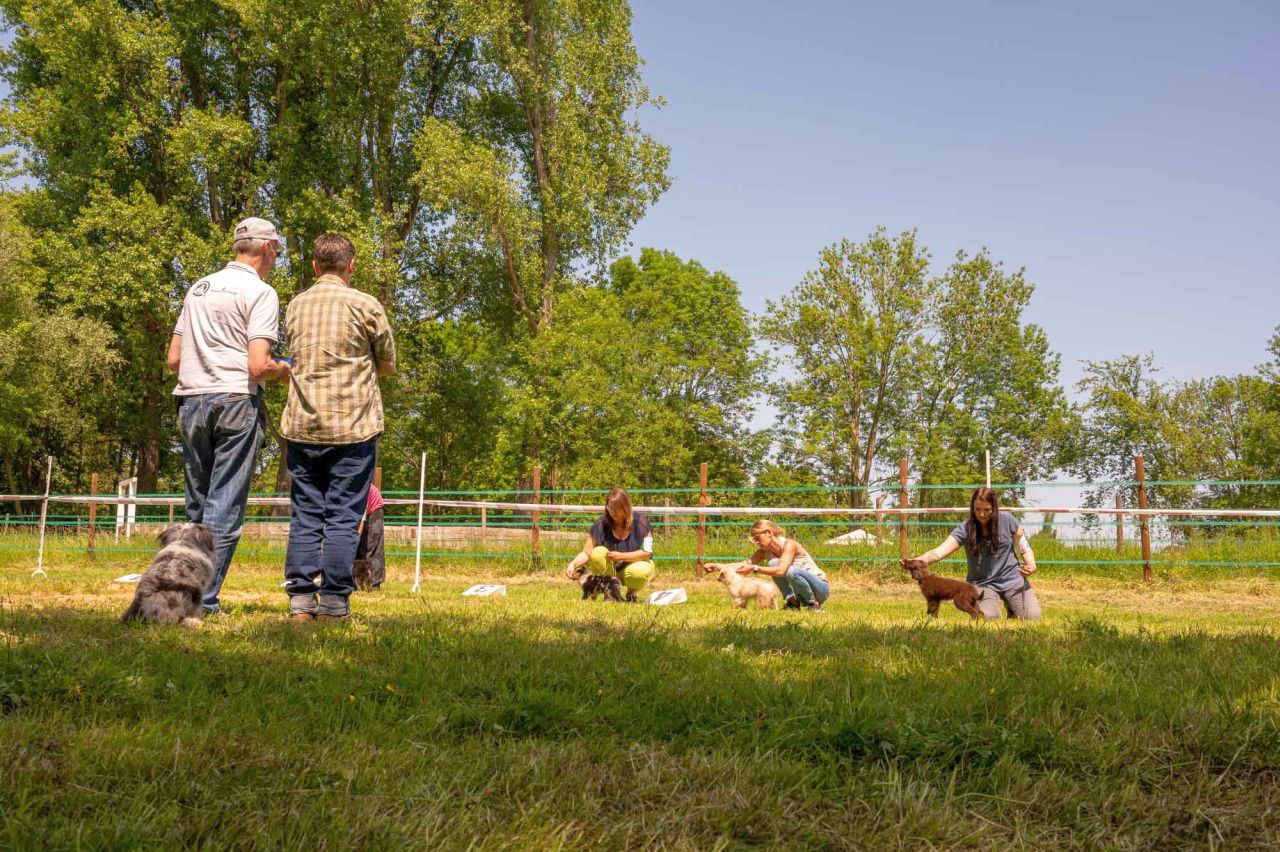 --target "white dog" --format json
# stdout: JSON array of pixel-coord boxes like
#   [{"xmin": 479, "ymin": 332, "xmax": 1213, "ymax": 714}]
[{"xmin": 710, "ymin": 564, "xmax": 780, "ymax": 610}]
